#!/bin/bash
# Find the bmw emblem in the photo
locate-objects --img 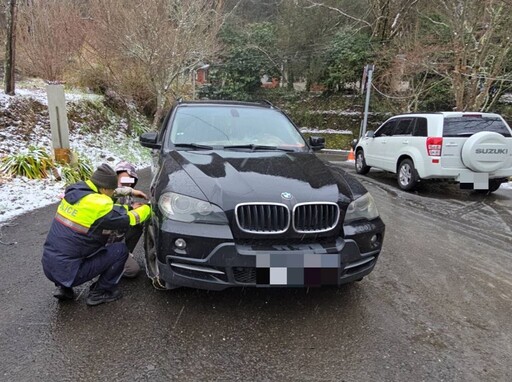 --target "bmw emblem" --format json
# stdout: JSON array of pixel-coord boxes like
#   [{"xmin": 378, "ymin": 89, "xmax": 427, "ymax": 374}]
[{"xmin": 281, "ymin": 192, "xmax": 293, "ymax": 200}]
